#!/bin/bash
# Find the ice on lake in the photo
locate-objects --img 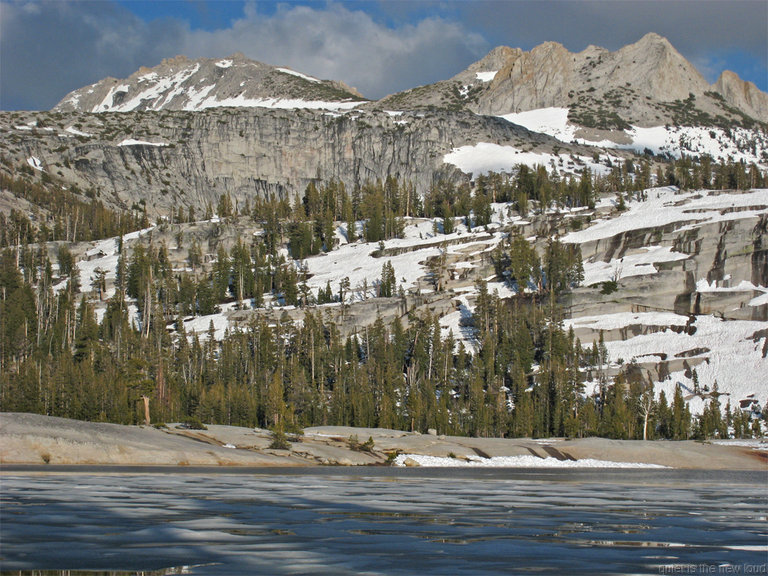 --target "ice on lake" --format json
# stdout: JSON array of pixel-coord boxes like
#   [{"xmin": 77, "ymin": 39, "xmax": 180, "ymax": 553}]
[{"xmin": 1, "ymin": 468, "xmax": 766, "ymax": 575}]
